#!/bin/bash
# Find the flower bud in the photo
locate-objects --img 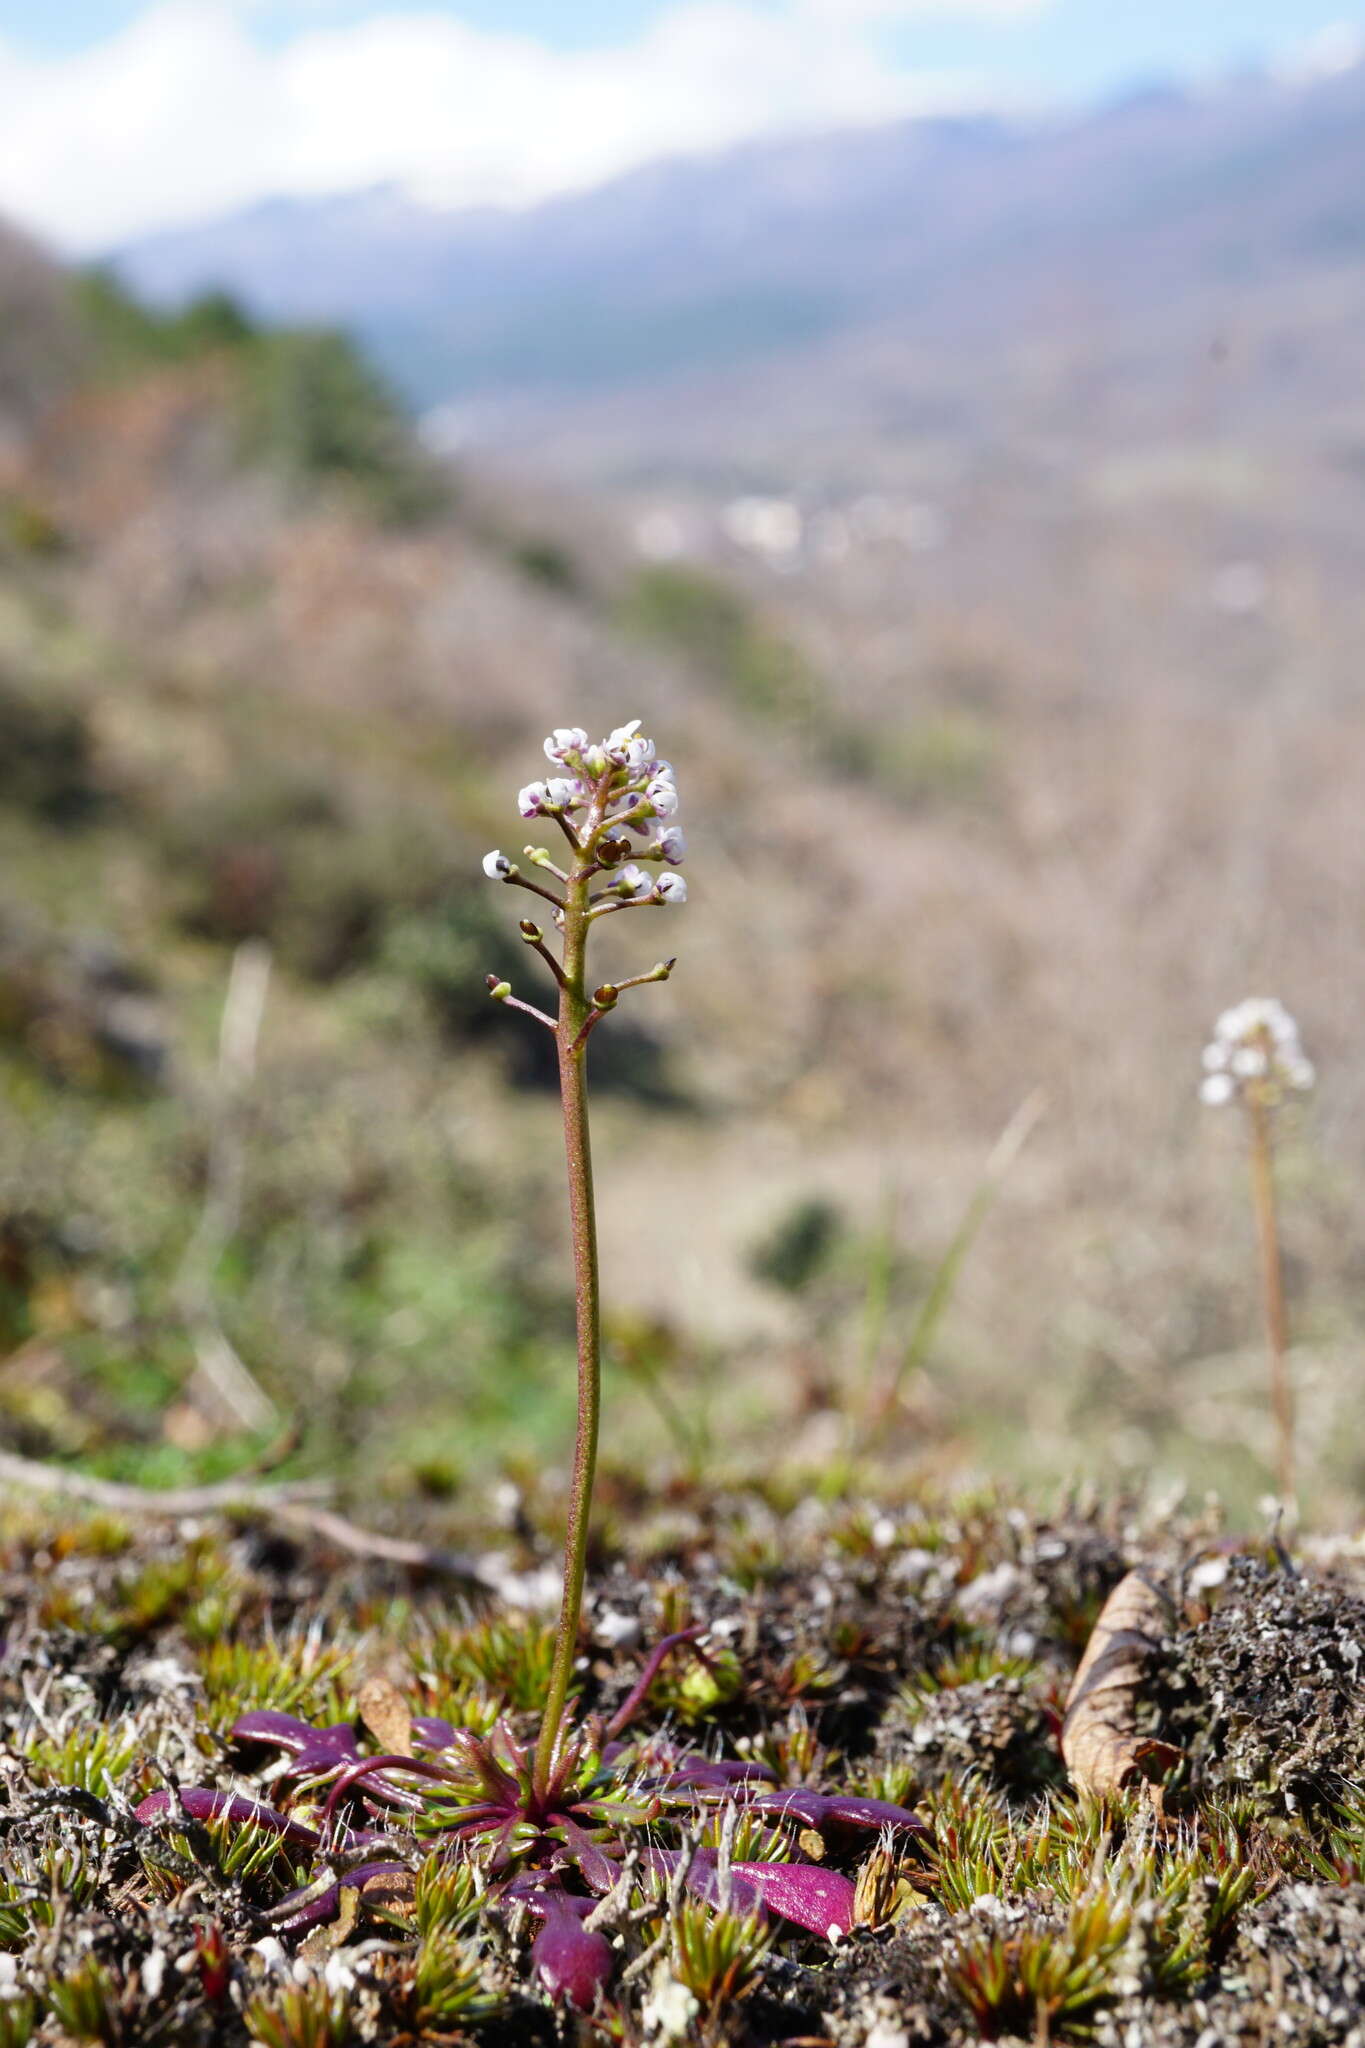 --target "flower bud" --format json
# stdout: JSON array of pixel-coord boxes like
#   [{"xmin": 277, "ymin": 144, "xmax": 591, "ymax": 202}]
[
  {"xmin": 592, "ymin": 984, "xmax": 619, "ymax": 1009},
  {"xmin": 483, "ymin": 850, "xmax": 514, "ymax": 880},
  {"xmin": 485, "ymin": 976, "xmax": 512, "ymax": 1001},
  {"xmin": 655, "ymin": 873, "xmax": 687, "ymax": 905},
  {"xmin": 519, "ymin": 919, "xmax": 543, "ymax": 943}
]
